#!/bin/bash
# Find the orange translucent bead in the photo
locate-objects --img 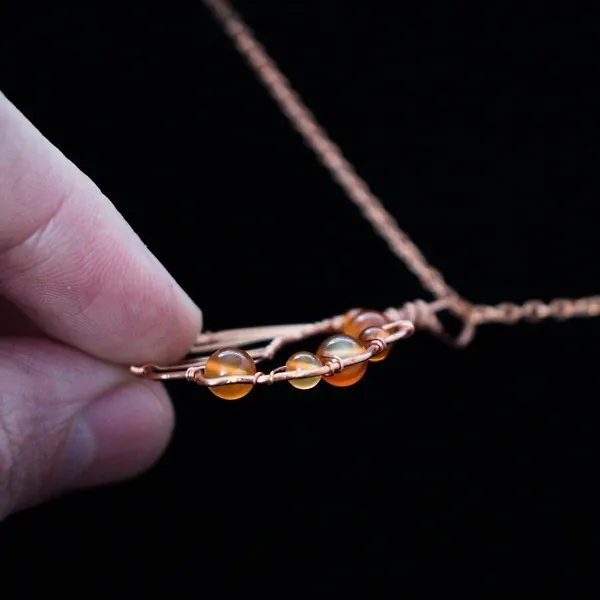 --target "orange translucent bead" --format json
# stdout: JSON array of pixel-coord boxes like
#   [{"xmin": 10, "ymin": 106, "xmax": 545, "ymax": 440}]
[
  {"xmin": 286, "ymin": 351, "xmax": 322, "ymax": 390},
  {"xmin": 343, "ymin": 309, "xmax": 390, "ymax": 340},
  {"xmin": 204, "ymin": 347, "xmax": 256, "ymax": 400},
  {"xmin": 316, "ymin": 334, "xmax": 368, "ymax": 387},
  {"xmin": 359, "ymin": 326, "xmax": 392, "ymax": 362},
  {"xmin": 342, "ymin": 308, "xmax": 363, "ymax": 331}
]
